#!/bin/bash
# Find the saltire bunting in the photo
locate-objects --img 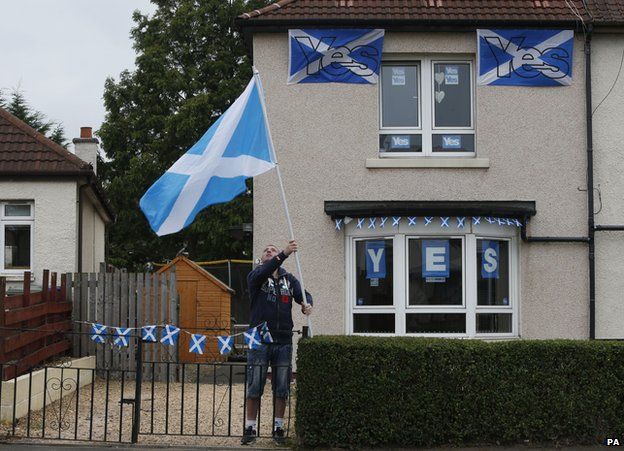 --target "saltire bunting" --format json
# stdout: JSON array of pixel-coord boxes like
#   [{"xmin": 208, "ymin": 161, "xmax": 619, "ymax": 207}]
[
  {"xmin": 260, "ymin": 322, "xmax": 274, "ymax": 343},
  {"xmin": 440, "ymin": 217, "xmax": 450, "ymax": 228},
  {"xmin": 472, "ymin": 216, "xmax": 482, "ymax": 225},
  {"xmin": 424, "ymin": 217, "xmax": 433, "ymax": 226},
  {"xmin": 139, "ymin": 76, "xmax": 276, "ymax": 236},
  {"xmin": 335, "ymin": 218, "xmax": 342, "ymax": 230},
  {"xmin": 368, "ymin": 218, "xmax": 376, "ymax": 229},
  {"xmin": 141, "ymin": 325, "xmax": 158, "ymax": 342},
  {"xmin": 408, "ymin": 217, "xmax": 417, "ymax": 226},
  {"xmin": 379, "ymin": 217, "xmax": 388, "ymax": 228},
  {"xmin": 477, "ymin": 29, "xmax": 573, "ymax": 86},
  {"xmin": 457, "ymin": 217, "xmax": 466, "ymax": 228},
  {"xmin": 288, "ymin": 29, "xmax": 385, "ymax": 84},
  {"xmin": 161, "ymin": 324, "xmax": 180, "ymax": 346},
  {"xmin": 218, "ymin": 335, "xmax": 234, "ymax": 355},
  {"xmin": 333, "ymin": 216, "xmax": 526, "ymax": 231},
  {"xmin": 114, "ymin": 327, "xmax": 131, "ymax": 347},
  {"xmin": 244, "ymin": 327, "xmax": 262, "ymax": 350},
  {"xmin": 90, "ymin": 323, "xmax": 107, "ymax": 344},
  {"xmin": 356, "ymin": 218, "xmax": 364, "ymax": 229},
  {"xmin": 392, "ymin": 216, "xmax": 401, "ymax": 227},
  {"xmin": 189, "ymin": 334, "xmax": 207, "ymax": 355}
]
